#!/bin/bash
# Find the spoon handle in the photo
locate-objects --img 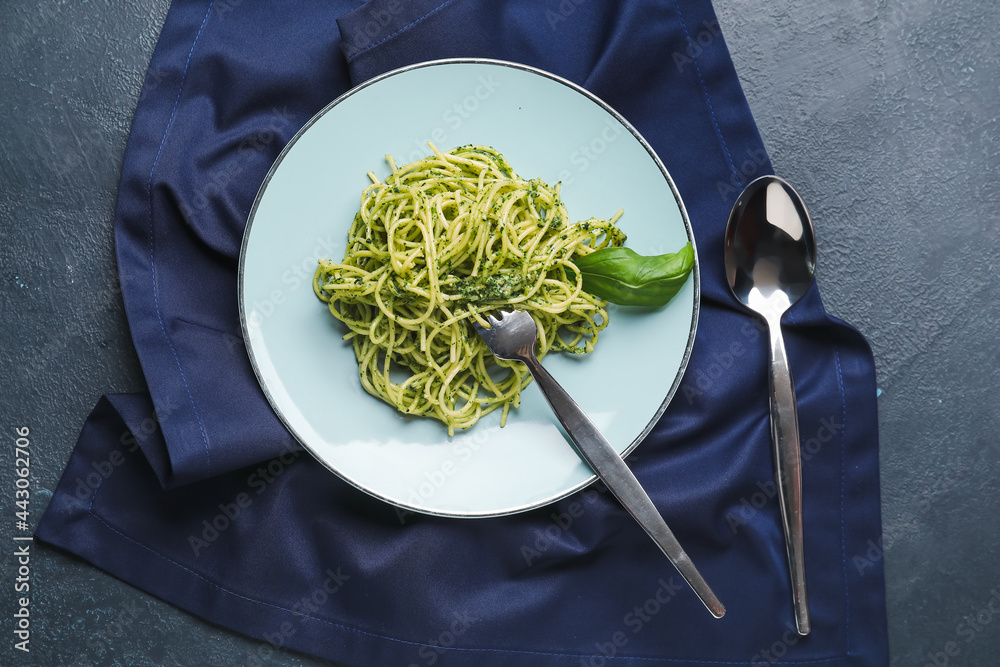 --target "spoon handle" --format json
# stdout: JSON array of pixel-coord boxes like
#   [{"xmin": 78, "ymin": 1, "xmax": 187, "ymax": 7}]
[
  {"xmin": 518, "ymin": 352, "xmax": 726, "ymax": 619},
  {"xmin": 766, "ymin": 316, "xmax": 811, "ymax": 636}
]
